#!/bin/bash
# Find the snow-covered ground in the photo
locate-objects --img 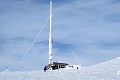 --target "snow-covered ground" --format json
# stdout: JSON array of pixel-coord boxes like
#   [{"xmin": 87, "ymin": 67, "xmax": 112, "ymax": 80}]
[{"xmin": 1, "ymin": 57, "xmax": 120, "ymax": 80}]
